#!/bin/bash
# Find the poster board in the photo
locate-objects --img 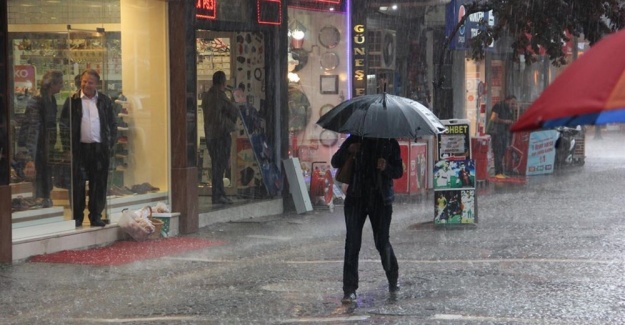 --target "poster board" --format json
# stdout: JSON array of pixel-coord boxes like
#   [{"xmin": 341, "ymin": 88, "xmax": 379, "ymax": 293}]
[
  {"xmin": 434, "ymin": 119, "xmax": 477, "ymax": 225},
  {"xmin": 437, "ymin": 119, "xmax": 471, "ymax": 160}
]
